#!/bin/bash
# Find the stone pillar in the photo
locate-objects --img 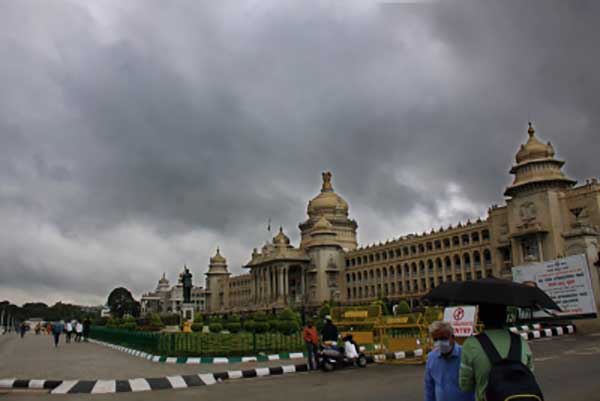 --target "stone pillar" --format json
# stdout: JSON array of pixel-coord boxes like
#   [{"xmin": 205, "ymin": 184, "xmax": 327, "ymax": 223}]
[
  {"xmin": 277, "ymin": 268, "xmax": 285, "ymax": 298},
  {"xmin": 300, "ymin": 267, "xmax": 305, "ymax": 298}
]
